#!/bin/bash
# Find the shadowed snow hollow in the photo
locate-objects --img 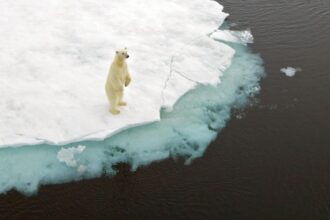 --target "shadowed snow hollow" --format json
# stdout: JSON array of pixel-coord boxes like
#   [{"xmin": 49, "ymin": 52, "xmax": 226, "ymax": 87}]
[{"xmin": 0, "ymin": 0, "xmax": 264, "ymax": 195}]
